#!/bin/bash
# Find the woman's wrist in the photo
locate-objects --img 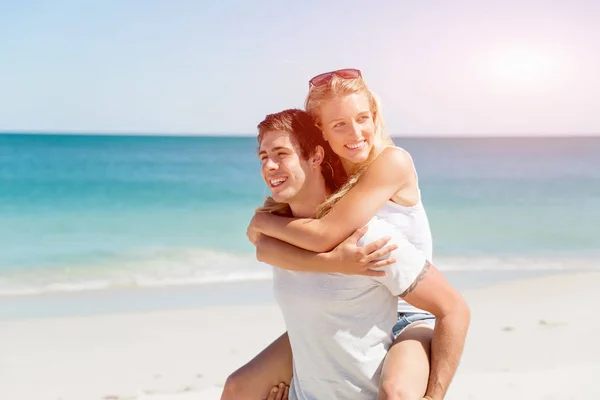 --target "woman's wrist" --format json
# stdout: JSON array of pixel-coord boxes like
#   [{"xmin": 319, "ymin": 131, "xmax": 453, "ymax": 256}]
[{"xmin": 254, "ymin": 212, "xmax": 271, "ymax": 234}]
